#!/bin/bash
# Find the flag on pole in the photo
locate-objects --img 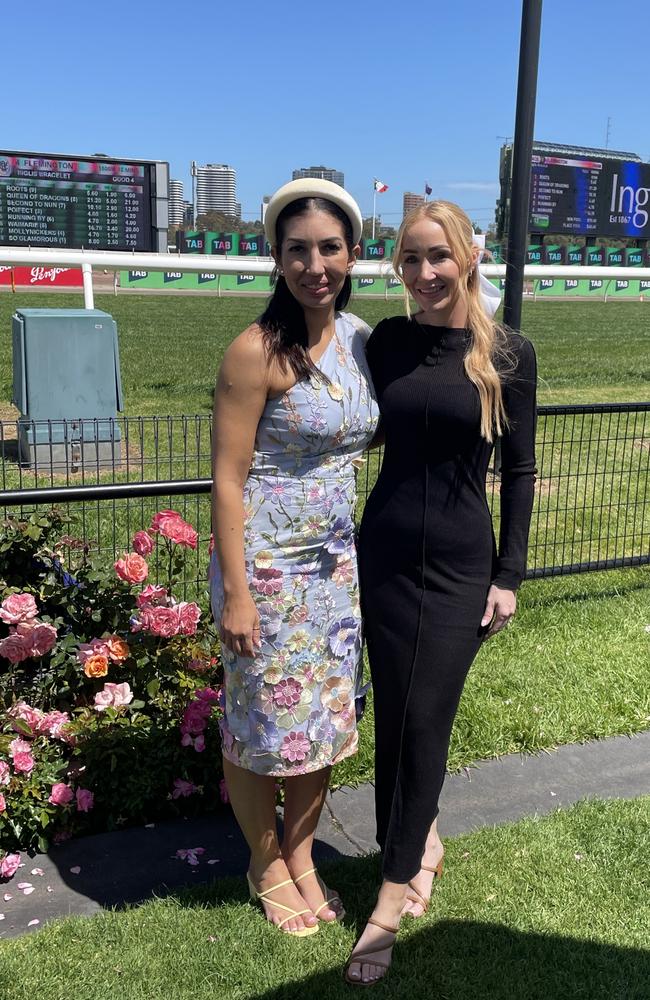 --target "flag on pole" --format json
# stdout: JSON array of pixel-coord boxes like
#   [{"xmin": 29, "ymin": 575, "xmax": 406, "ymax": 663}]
[
  {"xmin": 424, "ymin": 182, "xmax": 432, "ymax": 196},
  {"xmin": 373, "ymin": 178, "xmax": 388, "ymax": 193}
]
